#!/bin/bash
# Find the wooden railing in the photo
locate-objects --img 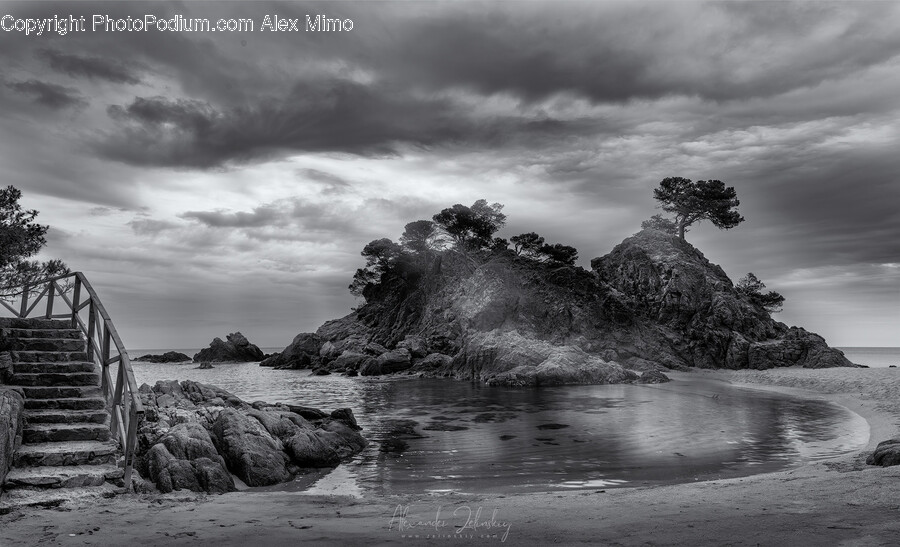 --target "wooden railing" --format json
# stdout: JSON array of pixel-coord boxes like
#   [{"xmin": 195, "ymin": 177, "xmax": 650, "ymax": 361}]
[{"xmin": 0, "ymin": 272, "xmax": 143, "ymax": 489}]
